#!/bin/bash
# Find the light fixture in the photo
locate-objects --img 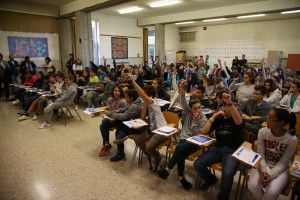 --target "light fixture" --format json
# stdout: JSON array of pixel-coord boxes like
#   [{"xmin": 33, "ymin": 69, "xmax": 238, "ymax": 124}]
[
  {"xmin": 175, "ymin": 21, "xmax": 194, "ymax": 25},
  {"xmin": 150, "ymin": 0, "xmax": 181, "ymax": 8},
  {"xmin": 203, "ymin": 18, "xmax": 226, "ymax": 22},
  {"xmin": 281, "ymin": 10, "xmax": 300, "ymax": 14},
  {"xmin": 237, "ymin": 14, "xmax": 265, "ymax": 18},
  {"xmin": 118, "ymin": 6, "xmax": 143, "ymax": 14}
]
